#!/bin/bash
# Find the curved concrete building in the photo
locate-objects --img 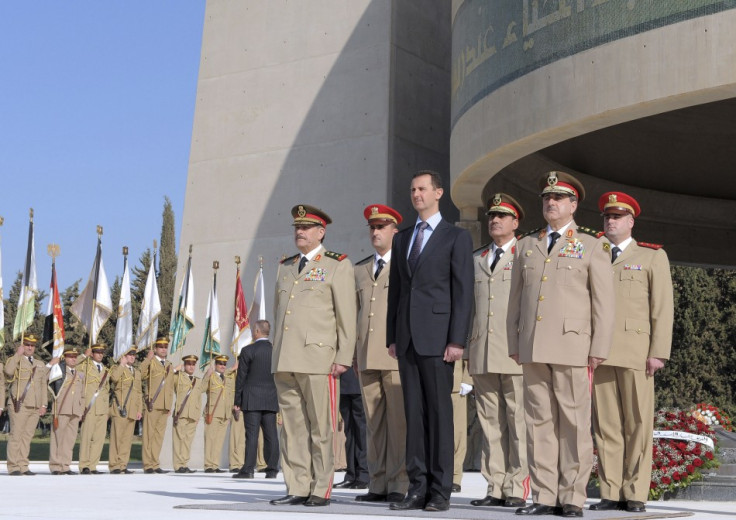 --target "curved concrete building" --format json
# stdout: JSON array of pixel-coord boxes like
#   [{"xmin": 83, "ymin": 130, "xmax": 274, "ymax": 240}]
[{"xmin": 450, "ymin": 1, "xmax": 736, "ymax": 266}]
